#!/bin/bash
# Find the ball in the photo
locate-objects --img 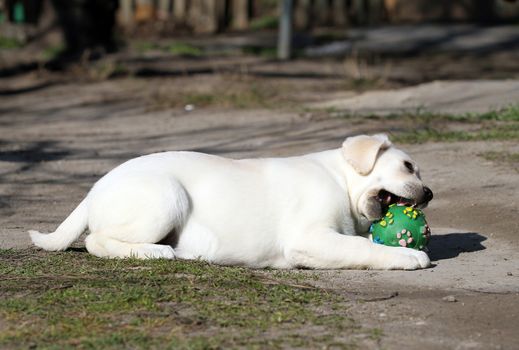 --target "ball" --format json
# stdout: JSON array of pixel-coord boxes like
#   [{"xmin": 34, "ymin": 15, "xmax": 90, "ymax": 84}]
[{"xmin": 370, "ymin": 204, "xmax": 431, "ymax": 250}]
